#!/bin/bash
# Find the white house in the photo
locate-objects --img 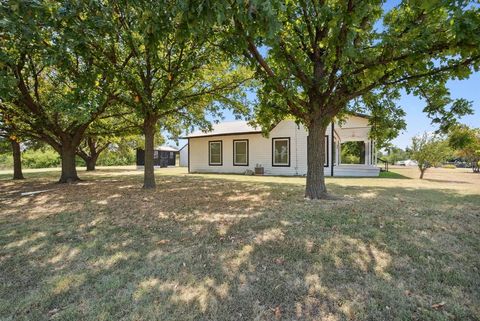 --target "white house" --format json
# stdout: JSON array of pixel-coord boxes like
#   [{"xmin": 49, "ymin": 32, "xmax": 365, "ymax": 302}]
[{"xmin": 185, "ymin": 114, "xmax": 380, "ymax": 177}]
